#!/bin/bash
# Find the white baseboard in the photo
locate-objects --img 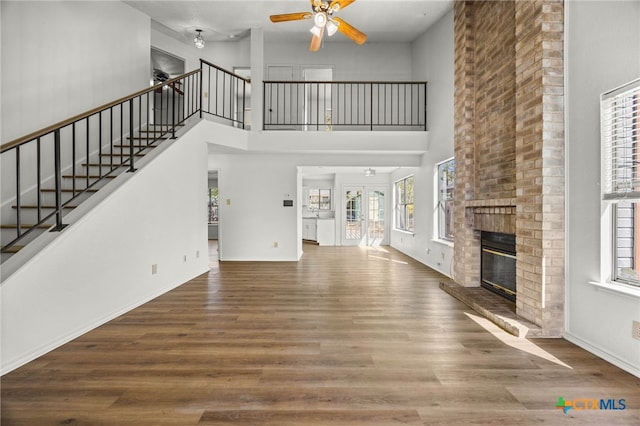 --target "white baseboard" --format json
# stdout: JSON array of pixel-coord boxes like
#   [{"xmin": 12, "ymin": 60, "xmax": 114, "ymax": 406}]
[{"xmin": 564, "ymin": 331, "xmax": 640, "ymax": 379}]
